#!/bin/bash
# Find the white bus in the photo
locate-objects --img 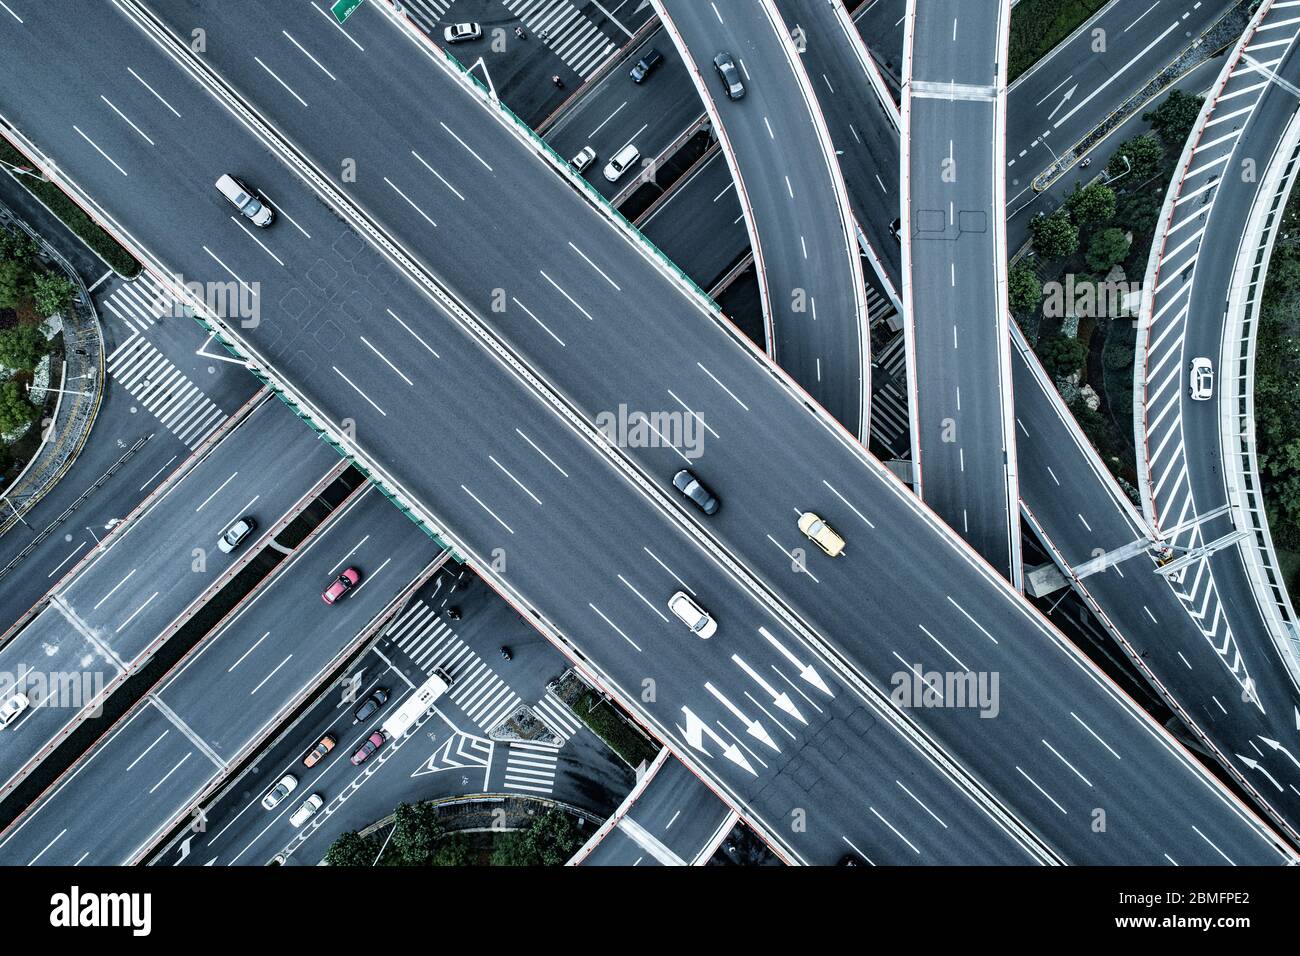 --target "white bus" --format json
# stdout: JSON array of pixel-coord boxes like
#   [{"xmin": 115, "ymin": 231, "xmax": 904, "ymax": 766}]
[{"xmin": 381, "ymin": 669, "xmax": 452, "ymax": 740}]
